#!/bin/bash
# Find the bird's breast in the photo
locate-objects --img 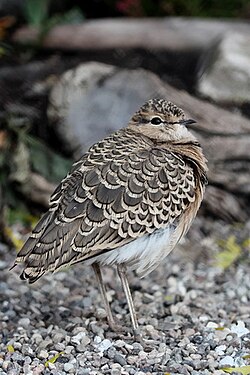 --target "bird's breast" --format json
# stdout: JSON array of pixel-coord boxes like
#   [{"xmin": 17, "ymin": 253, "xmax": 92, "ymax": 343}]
[{"xmin": 89, "ymin": 224, "xmax": 177, "ymax": 277}]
